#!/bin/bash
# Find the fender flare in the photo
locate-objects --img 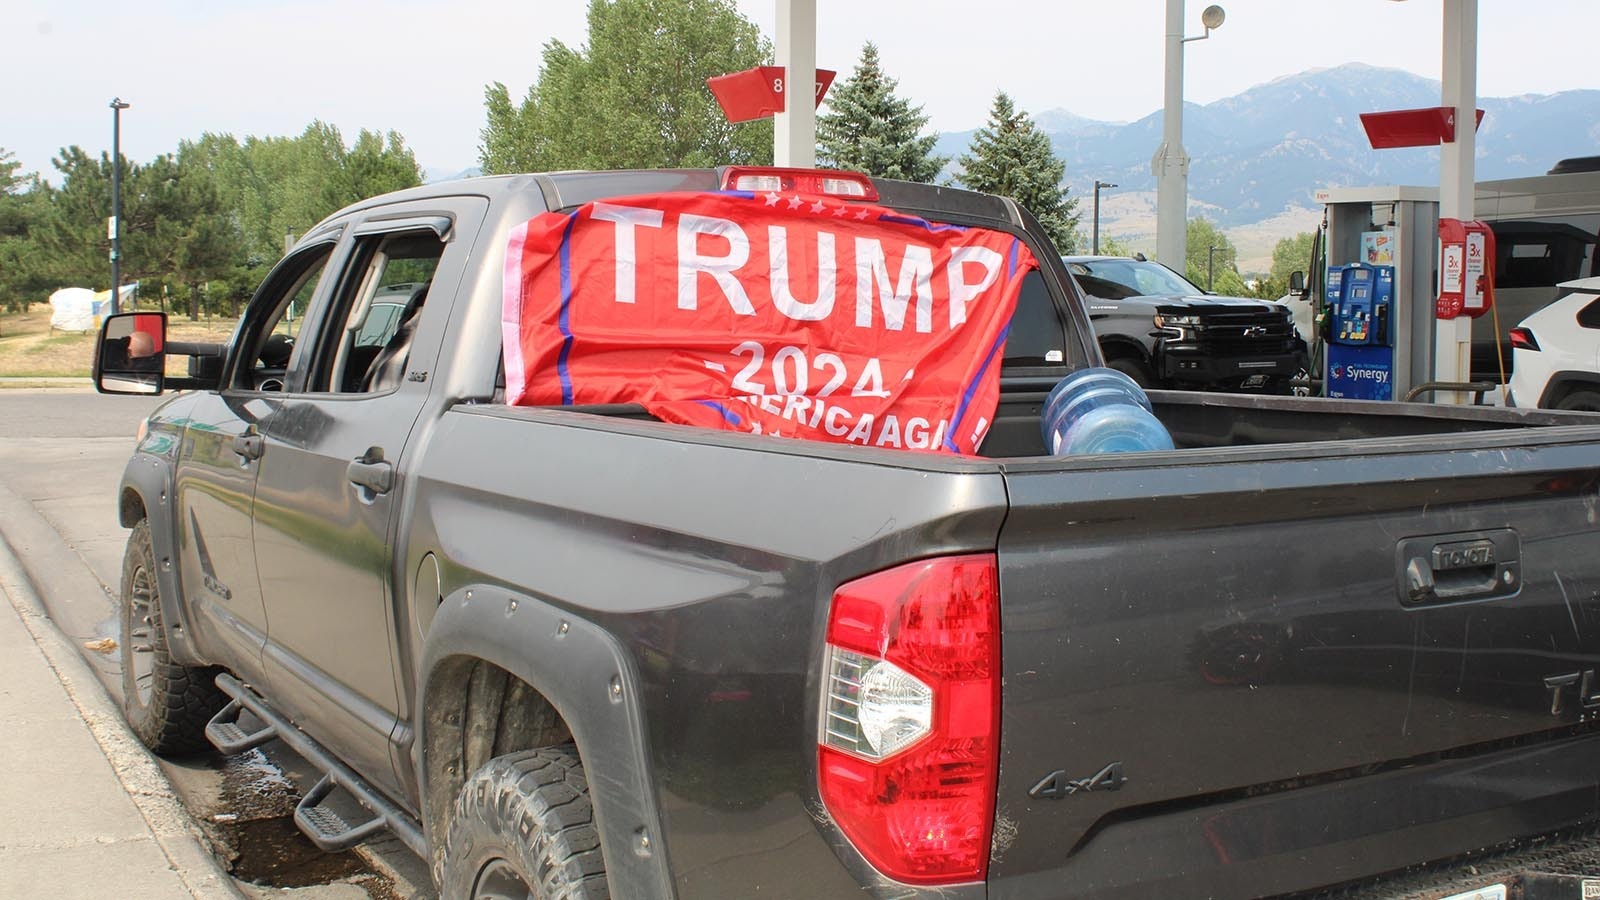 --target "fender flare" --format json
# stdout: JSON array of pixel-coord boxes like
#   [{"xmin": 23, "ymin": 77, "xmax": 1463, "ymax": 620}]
[
  {"xmin": 1539, "ymin": 371, "xmax": 1600, "ymax": 409},
  {"xmin": 1096, "ymin": 334, "xmax": 1154, "ymax": 364},
  {"xmin": 117, "ymin": 452, "xmax": 205, "ymax": 667},
  {"xmin": 417, "ymin": 584, "xmax": 676, "ymax": 899}
]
